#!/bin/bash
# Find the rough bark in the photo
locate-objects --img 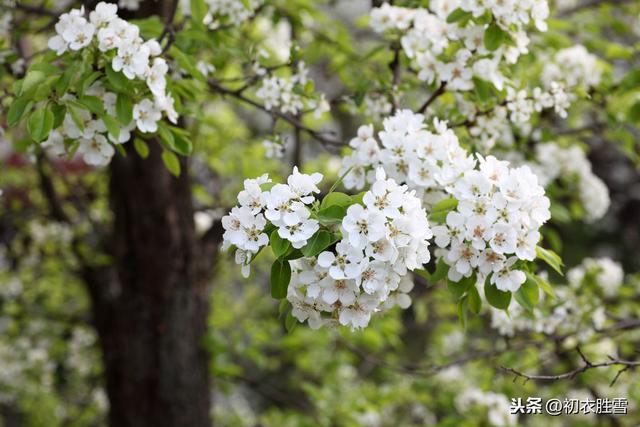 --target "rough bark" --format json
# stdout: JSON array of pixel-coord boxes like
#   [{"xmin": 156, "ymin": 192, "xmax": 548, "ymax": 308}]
[{"xmin": 85, "ymin": 139, "xmax": 214, "ymax": 427}]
